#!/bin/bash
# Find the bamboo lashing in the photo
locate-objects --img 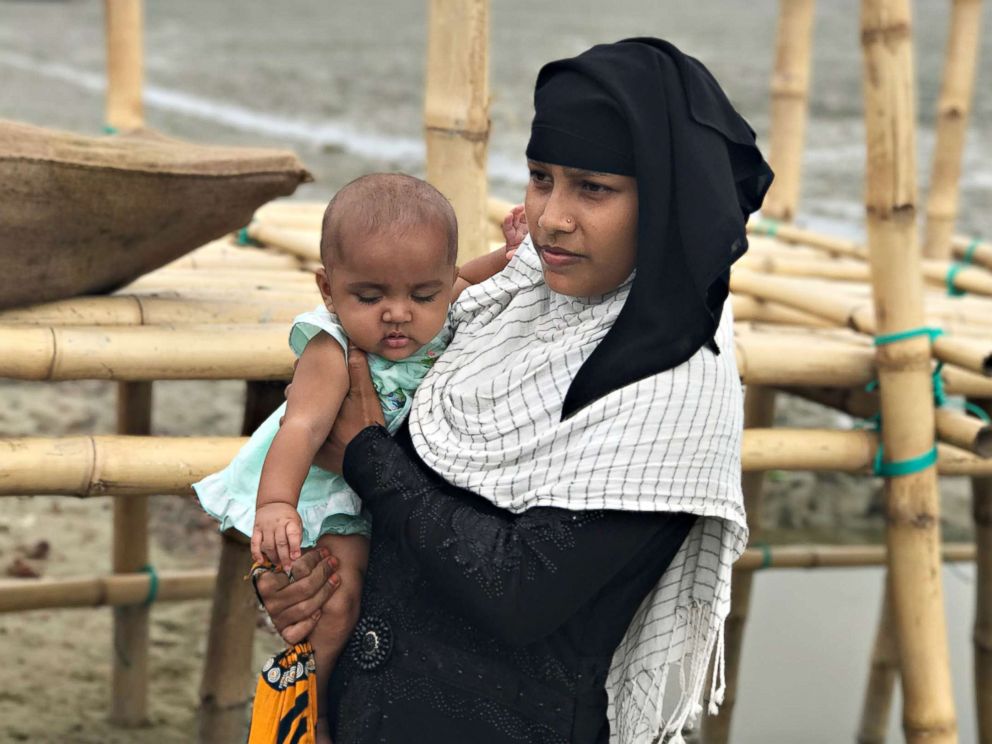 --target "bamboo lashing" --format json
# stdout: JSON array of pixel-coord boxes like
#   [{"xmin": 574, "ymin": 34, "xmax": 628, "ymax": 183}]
[
  {"xmin": 923, "ymin": 0, "xmax": 984, "ymax": 260},
  {"xmin": 104, "ymin": 0, "xmax": 143, "ymax": 131},
  {"xmin": 0, "ymin": 570, "xmax": 215, "ymax": 613},
  {"xmin": 860, "ymin": 1, "xmax": 958, "ymax": 740},
  {"xmin": 424, "ymin": 0, "xmax": 490, "ymax": 261},
  {"xmin": 5, "ymin": 431, "xmax": 992, "ymax": 500}
]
